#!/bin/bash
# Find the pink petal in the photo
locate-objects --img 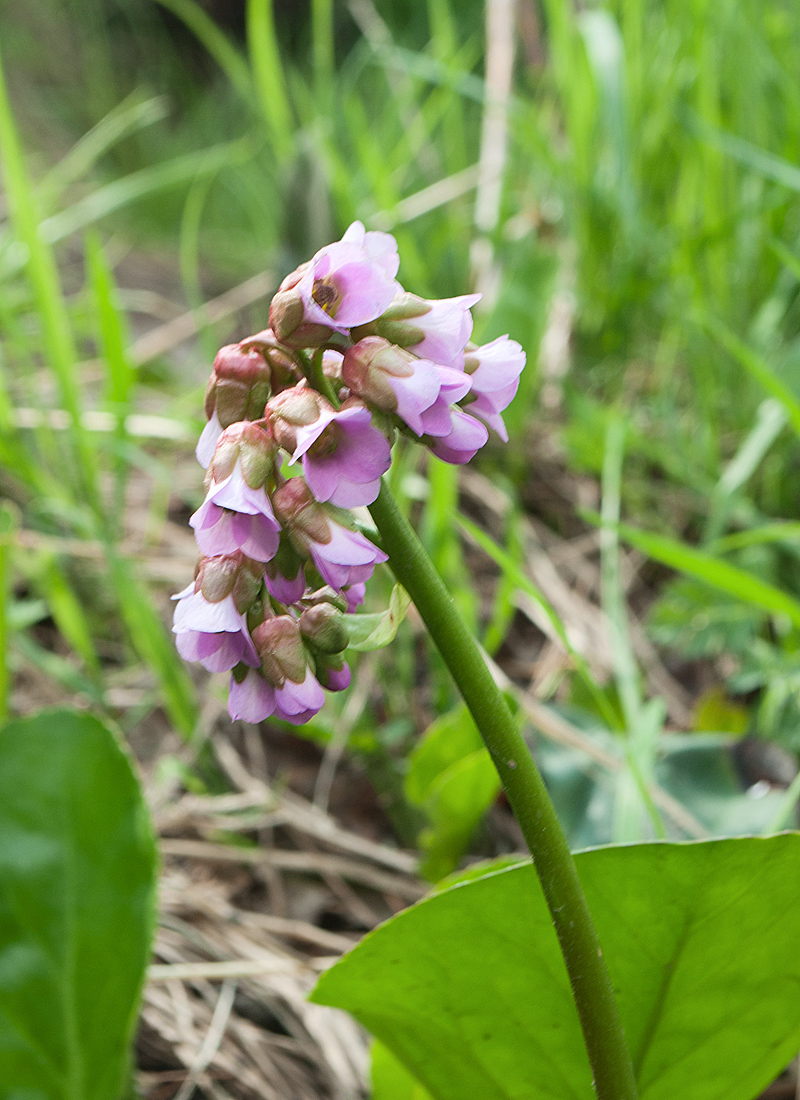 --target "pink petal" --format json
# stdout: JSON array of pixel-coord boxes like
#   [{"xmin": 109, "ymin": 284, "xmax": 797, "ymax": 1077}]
[
  {"xmin": 229, "ymin": 670, "xmax": 277, "ymax": 723},
  {"xmin": 196, "ymin": 412, "xmax": 223, "ymax": 468}
]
